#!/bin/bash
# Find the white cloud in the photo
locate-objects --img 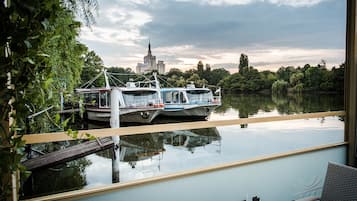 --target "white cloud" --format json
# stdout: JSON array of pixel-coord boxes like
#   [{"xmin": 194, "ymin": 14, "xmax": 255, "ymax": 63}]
[
  {"xmin": 80, "ymin": 26, "xmax": 144, "ymax": 46},
  {"xmin": 79, "ymin": 0, "xmax": 344, "ymax": 73},
  {"xmin": 80, "ymin": 3, "xmax": 152, "ymax": 47},
  {"xmin": 132, "ymin": 44, "xmax": 344, "ymax": 72},
  {"xmin": 193, "ymin": 0, "xmax": 327, "ymax": 7},
  {"xmin": 247, "ymin": 47, "xmax": 344, "ymax": 70},
  {"xmin": 268, "ymin": 0, "xmax": 326, "ymax": 7},
  {"xmin": 104, "ymin": 8, "xmax": 152, "ymax": 27},
  {"xmin": 198, "ymin": 0, "xmax": 260, "ymax": 6}
]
